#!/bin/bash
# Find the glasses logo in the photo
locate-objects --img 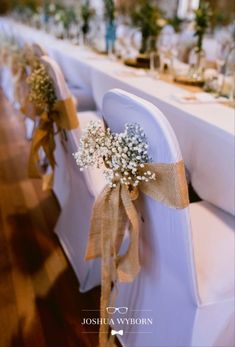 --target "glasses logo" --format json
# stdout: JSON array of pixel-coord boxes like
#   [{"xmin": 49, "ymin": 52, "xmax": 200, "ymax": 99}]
[{"xmin": 106, "ymin": 306, "xmax": 128, "ymax": 314}]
